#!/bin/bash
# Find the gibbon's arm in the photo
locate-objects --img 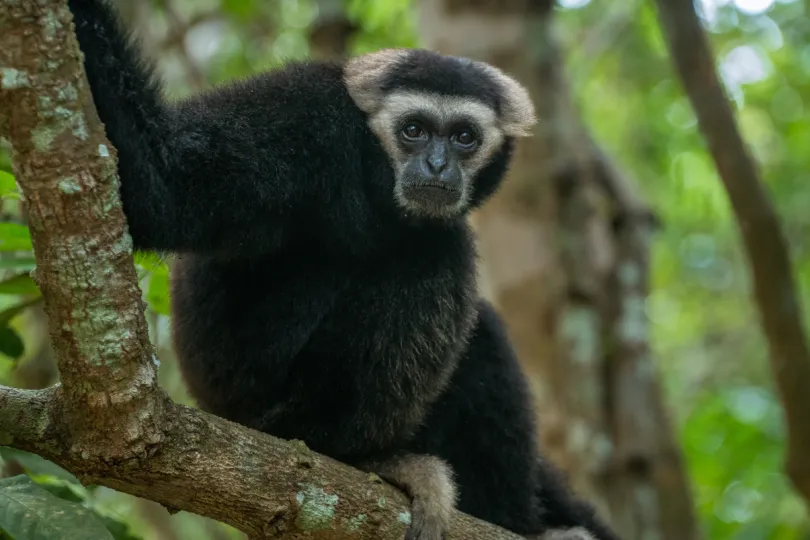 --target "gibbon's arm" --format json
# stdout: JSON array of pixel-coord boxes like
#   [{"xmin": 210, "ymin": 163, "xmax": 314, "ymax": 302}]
[{"xmin": 68, "ymin": 0, "xmax": 363, "ymax": 255}]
